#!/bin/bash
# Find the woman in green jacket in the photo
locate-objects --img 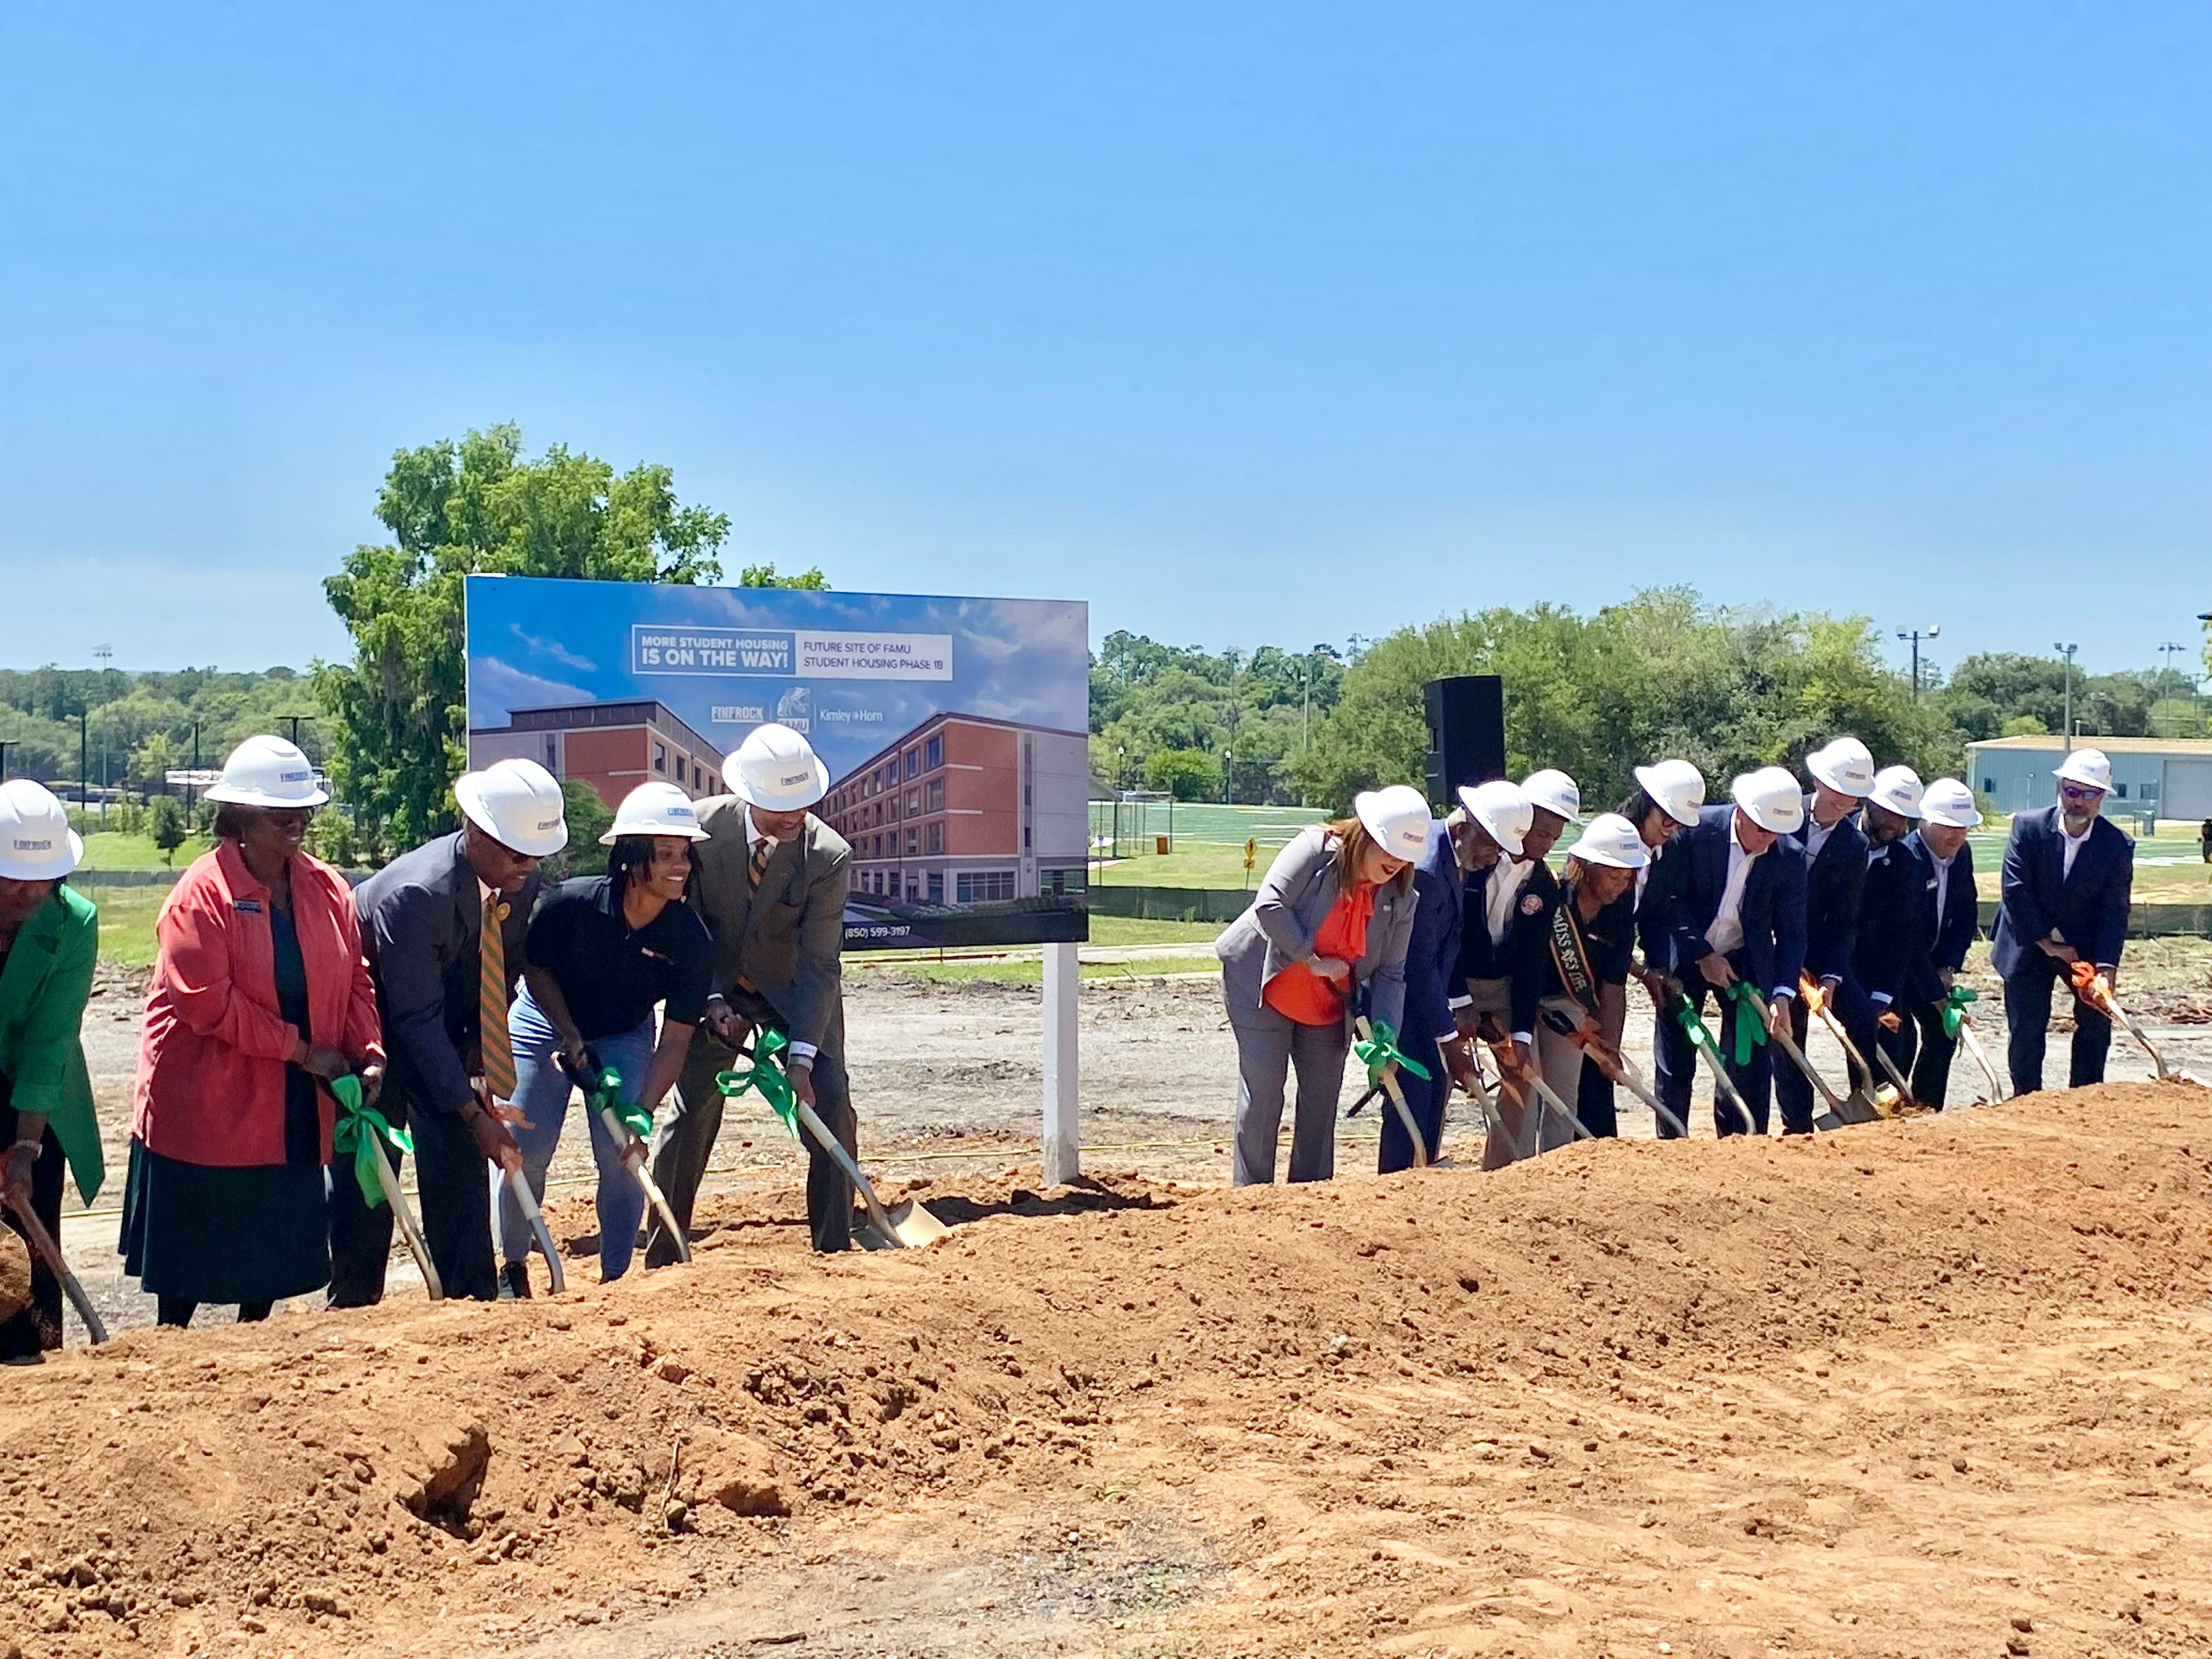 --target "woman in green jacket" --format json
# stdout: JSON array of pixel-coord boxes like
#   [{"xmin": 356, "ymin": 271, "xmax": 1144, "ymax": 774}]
[{"xmin": 0, "ymin": 780, "xmax": 101, "ymax": 1357}]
